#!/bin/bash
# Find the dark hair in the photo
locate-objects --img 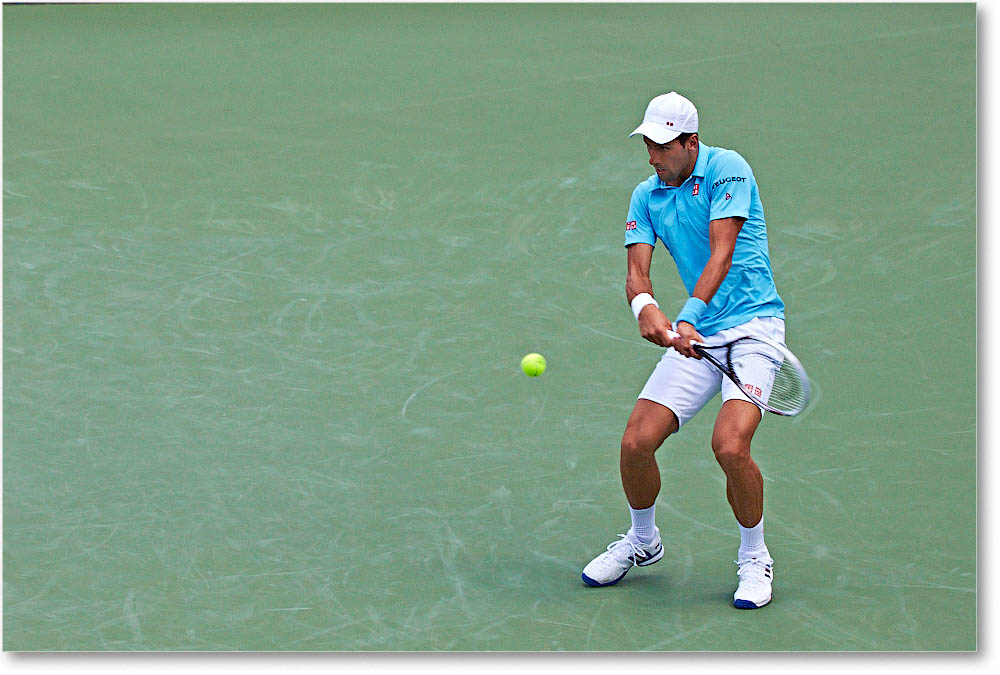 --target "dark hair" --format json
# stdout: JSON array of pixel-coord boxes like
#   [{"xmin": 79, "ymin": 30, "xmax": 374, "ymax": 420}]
[{"xmin": 676, "ymin": 132, "xmax": 696, "ymax": 147}]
